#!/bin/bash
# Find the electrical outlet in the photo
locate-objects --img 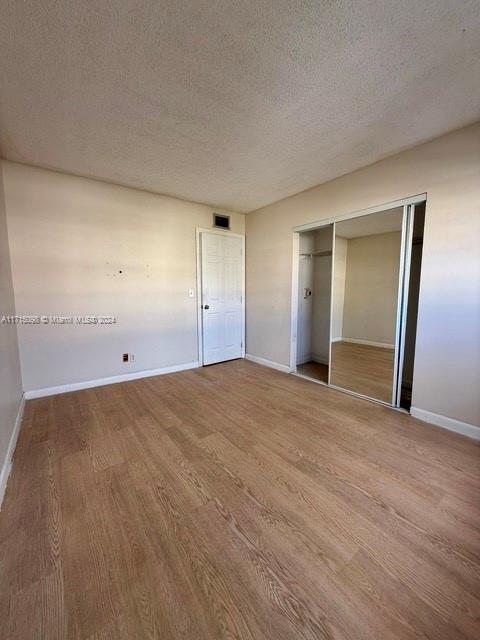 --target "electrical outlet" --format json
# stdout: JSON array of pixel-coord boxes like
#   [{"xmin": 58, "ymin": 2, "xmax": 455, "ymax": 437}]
[{"xmin": 130, "ymin": 354, "xmax": 135, "ymax": 362}]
